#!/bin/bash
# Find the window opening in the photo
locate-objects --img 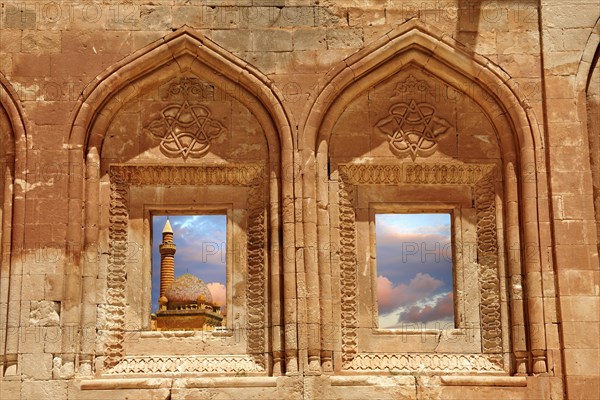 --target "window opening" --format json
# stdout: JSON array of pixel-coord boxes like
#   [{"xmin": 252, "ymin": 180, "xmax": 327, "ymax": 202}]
[
  {"xmin": 375, "ymin": 213, "xmax": 454, "ymax": 330},
  {"xmin": 151, "ymin": 215, "xmax": 227, "ymax": 331}
]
